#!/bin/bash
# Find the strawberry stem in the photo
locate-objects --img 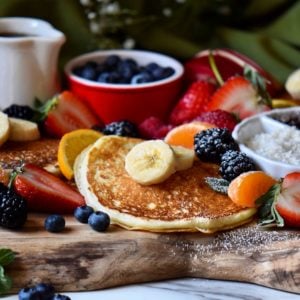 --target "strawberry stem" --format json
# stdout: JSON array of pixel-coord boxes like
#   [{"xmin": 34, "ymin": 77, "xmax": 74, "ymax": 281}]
[
  {"xmin": 209, "ymin": 50, "xmax": 224, "ymax": 86},
  {"xmin": 8, "ymin": 162, "xmax": 25, "ymax": 189}
]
